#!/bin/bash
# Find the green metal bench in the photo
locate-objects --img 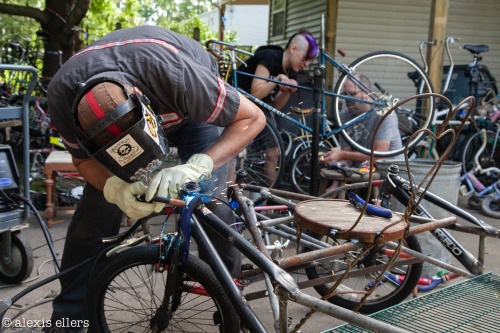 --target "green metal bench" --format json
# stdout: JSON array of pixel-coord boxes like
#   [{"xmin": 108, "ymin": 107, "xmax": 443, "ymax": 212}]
[{"xmin": 326, "ymin": 273, "xmax": 500, "ymax": 333}]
